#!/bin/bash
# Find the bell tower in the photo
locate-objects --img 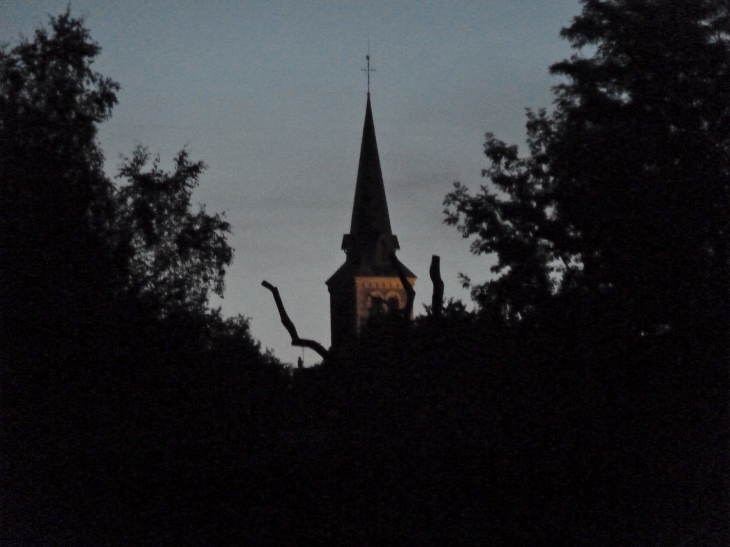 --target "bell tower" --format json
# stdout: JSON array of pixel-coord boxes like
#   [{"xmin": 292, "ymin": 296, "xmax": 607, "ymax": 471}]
[{"xmin": 326, "ymin": 93, "xmax": 416, "ymax": 348}]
